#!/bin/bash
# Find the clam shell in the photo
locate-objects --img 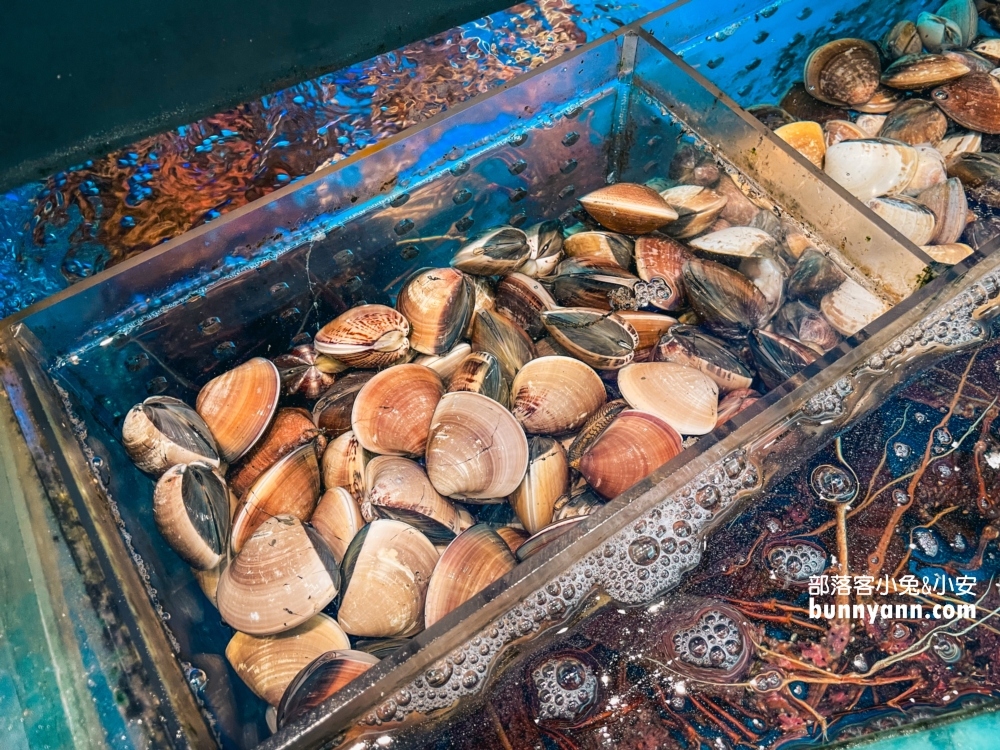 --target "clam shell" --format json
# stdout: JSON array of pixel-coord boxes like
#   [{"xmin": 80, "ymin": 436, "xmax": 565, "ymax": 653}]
[
  {"xmin": 273, "ymin": 344, "xmax": 338, "ymax": 400},
  {"xmin": 973, "ymin": 38, "xmax": 1000, "ymax": 65},
  {"xmin": 823, "ymin": 139, "xmax": 918, "ymax": 202},
  {"xmin": 747, "ymin": 104, "xmax": 797, "ymax": 130},
  {"xmin": 351, "ymin": 364, "xmax": 444, "ymax": 457},
  {"xmin": 396, "ymin": 268, "xmax": 473, "ymax": 355},
  {"xmin": 739, "ymin": 251, "xmax": 787, "ymax": 320},
  {"xmin": 153, "ymin": 462, "xmax": 231, "ymax": 570},
  {"xmin": 943, "ymin": 49, "xmax": 995, "ymax": 73},
  {"xmin": 510, "ymin": 356, "xmax": 607, "ymax": 435},
  {"xmin": 916, "ymin": 178, "xmax": 969, "ymax": 245},
  {"xmin": 668, "ymin": 143, "xmax": 722, "ymax": 186},
  {"xmin": 122, "ymin": 396, "xmax": 220, "ymax": 475},
  {"xmin": 853, "ymin": 86, "xmax": 904, "ymax": 114},
  {"xmin": 774, "ymin": 121, "xmax": 826, "ymax": 168},
  {"xmin": 880, "ymin": 100, "xmax": 947, "ymax": 145},
  {"xmin": 780, "ymin": 81, "xmax": 847, "ymax": 124},
  {"xmin": 451, "ymin": 226, "xmax": 530, "ymax": 275},
  {"xmin": 495, "ymin": 273, "xmax": 558, "ymax": 340},
  {"xmin": 820, "ymin": 278, "xmax": 890, "ymax": 336},
  {"xmin": 938, "ymin": 0, "xmax": 977, "ymax": 46},
  {"xmin": 539, "ymin": 308, "xmax": 639, "ymax": 370},
  {"xmin": 495, "ymin": 526, "xmax": 529, "ymax": 553},
  {"xmin": 366, "ymin": 455, "xmax": 468, "ymax": 542},
  {"xmin": 425, "ymin": 391, "xmax": 529, "ymax": 500},
  {"xmin": 749, "ymin": 330, "xmax": 819, "ymax": 390},
  {"xmin": 920, "ymin": 242, "xmax": 974, "ymax": 263},
  {"xmin": 682, "ymin": 258, "xmax": 771, "ymax": 339},
  {"xmin": 226, "ymin": 614, "xmax": 350, "ymax": 706},
  {"xmin": 579, "ymin": 410, "xmax": 683, "ymax": 499},
  {"xmin": 511, "ymin": 437, "xmax": 569, "ymax": 534},
  {"xmin": 229, "ymin": 407, "xmax": 322, "ymax": 497},
  {"xmin": 615, "ymin": 311, "xmax": 677, "ymax": 356},
  {"xmin": 652, "ymin": 325, "xmax": 754, "ymax": 392},
  {"xmin": 310, "ymin": 487, "xmax": 364, "ymax": 563},
  {"xmin": 916, "ymin": 11, "xmax": 963, "ymax": 53},
  {"xmin": 881, "ymin": 53, "xmax": 971, "ymax": 89},
  {"xmin": 659, "ymin": 185, "xmax": 729, "ymax": 238},
  {"xmin": 448, "ymin": 350, "xmax": 508, "ymax": 406},
  {"xmin": 854, "ymin": 114, "xmax": 887, "ymax": 138},
  {"xmin": 320, "ymin": 430, "xmax": 369, "ymax": 504},
  {"xmin": 193, "ymin": 558, "xmax": 227, "ymax": 609},
  {"xmin": 867, "ymin": 196, "xmax": 937, "ymax": 245},
  {"xmin": 517, "ymin": 220, "xmax": 564, "ymax": 278},
  {"xmin": 937, "ymin": 130, "xmax": 982, "ymax": 160},
  {"xmin": 544, "ymin": 258, "xmax": 645, "ymax": 311},
  {"xmin": 689, "ymin": 226, "xmax": 776, "ymax": 259},
  {"xmin": 217, "ymin": 515, "xmax": 340, "ymax": 636},
  {"xmin": 904, "ymin": 145, "xmax": 947, "ymax": 195},
  {"xmin": 882, "ymin": 20, "xmax": 922, "ymax": 60},
  {"xmin": 716, "ymin": 388, "xmax": 761, "ymax": 428},
  {"xmin": 932, "ymin": 72, "xmax": 1000, "ymax": 134},
  {"xmin": 464, "ymin": 276, "xmax": 496, "ymax": 339},
  {"xmin": 946, "ymin": 151, "xmax": 1000, "ymax": 187},
  {"xmin": 413, "ymin": 342, "xmax": 473, "ymax": 380},
  {"xmin": 618, "ymin": 362, "xmax": 719, "ymax": 436},
  {"xmin": 775, "ymin": 300, "xmax": 842, "ymax": 352},
  {"xmin": 567, "ymin": 399, "xmax": 629, "ymax": 469},
  {"xmin": 276, "ymin": 650, "xmax": 380, "ymax": 729},
  {"xmin": 515, "ymin": 517, "xmax": 587, "ymax": 562},
  {"xmin": 804, "ymin": 38, "xmax": 881, "ymax": 107},
  {"xmin": 786, "ymin": 247, "xmax": 847, "ymax": 304},
  {"xmin": 562, "ymin": 231, "xmax": 634, "ymax": 268},
  {"xmin": 471, "ymin": 309, "xmax": 536, "ymax": 382},
  {"xmin": 337, "ymin": 519, "xmax": 438, "ymax": 638},
  {"xmin": 230, "ymin": 443, "xmax": 321, "ymax": 554},
  {"xmin": 553, "ymin": 485, "xmax": 605, "ymax": 522},
  {"xmin": 196, "ymin": 358, "xmax": 280, "ymax": 463},
  {"xmin": 312, "ymin": 371, "xmax": 374, "ymax": 437},
  {"xmin": 715, "ymin": 173, "xmax": 761, "ymax": 225},
  {"xmin": 579, "ymin": 183, "xmax": 678, "ymax": 234},
  {"xmin": 314, "ymin": 305, "xmax": 410, "ymax": 368},
  {"xmin": 633, "ymin": 235, "xmax": 692, "ymax": 310},
  {"xmin": 424, "ymin": 525, "xmax": 516, "ymax": 627},
  {"xmin": 823, "ymin": 119, "xmax": 867, "ymax": 148}
]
